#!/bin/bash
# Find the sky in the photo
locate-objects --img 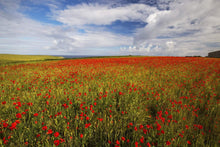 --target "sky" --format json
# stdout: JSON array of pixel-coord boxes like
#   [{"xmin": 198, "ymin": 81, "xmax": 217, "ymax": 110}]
[{"xmin": 0, "ymin": 0, "xmax": 220, "ymax": 56}]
